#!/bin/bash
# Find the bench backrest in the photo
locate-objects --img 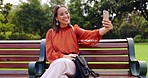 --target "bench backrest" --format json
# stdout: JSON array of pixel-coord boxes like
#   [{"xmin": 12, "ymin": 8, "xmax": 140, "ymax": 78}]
[
  {"xmin": 28, "ymin": 38, "xmax": 147, "ymax": 77},
  {"xmin": 1, "ymin": 38, "xmax": 147, "ymax": 77},
  {"xmin": 79, "ymin": 38, "xmax": 132, "ymax": 76},
  {"xmin": 0, "ymin": 40, "xmax": 40, "ymax": 77},
  {"xmin": 40, "ymin": 38, "xmax": 135, "ymax": 76},
  {"xmin": 79, "ymin": 39, "xmax": 129, "ymax": 69}
]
